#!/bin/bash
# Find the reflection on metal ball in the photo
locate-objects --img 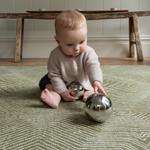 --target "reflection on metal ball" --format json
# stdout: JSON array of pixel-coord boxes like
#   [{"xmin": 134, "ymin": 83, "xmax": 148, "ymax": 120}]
[
  {"xmin": 68, "ymin": 82, "xmax": 84, "ymax": 99},
  {"xmin": 84, "ymin": 93, "xmax": 113, "ymax": 122}
]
